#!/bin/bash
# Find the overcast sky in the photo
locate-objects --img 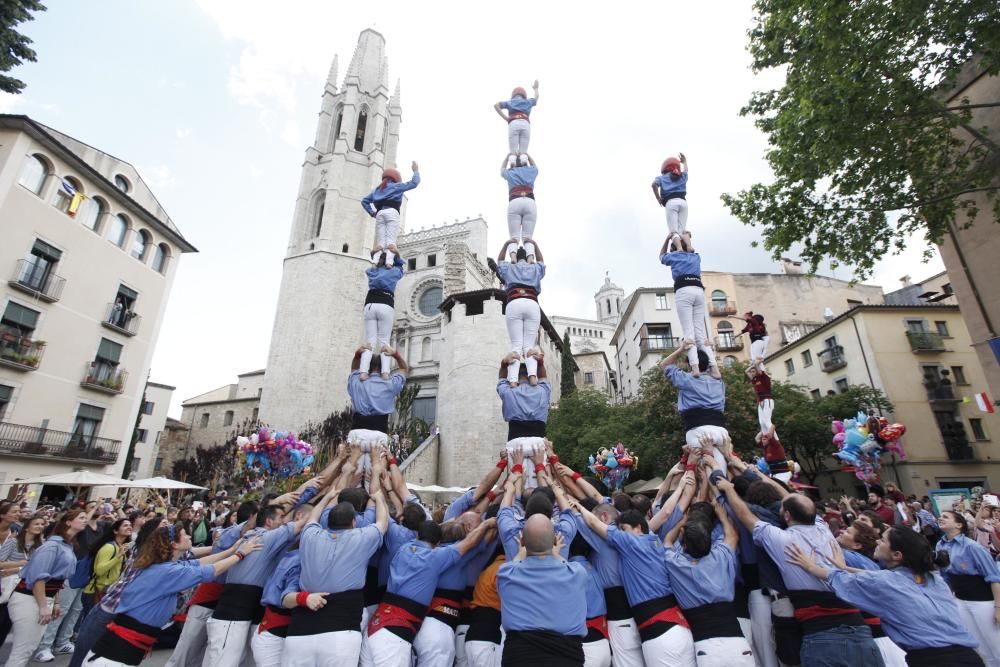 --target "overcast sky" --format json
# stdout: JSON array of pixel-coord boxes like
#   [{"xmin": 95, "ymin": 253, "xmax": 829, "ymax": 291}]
[{"xmin": 2, "ymin": 1, "xmax": 943, "ymax": 417}]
